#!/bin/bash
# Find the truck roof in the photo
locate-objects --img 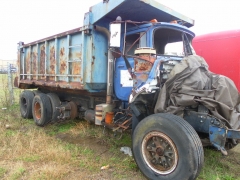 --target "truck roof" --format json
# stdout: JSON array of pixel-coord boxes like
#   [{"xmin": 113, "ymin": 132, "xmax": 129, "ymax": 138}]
[
  {"xmin": 89, "ymin": 0, "xmax": 194, "ymax": 28},
  {"xmin": 126, "ymin": 22, "xmax": 195, "ymax": 36}
]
